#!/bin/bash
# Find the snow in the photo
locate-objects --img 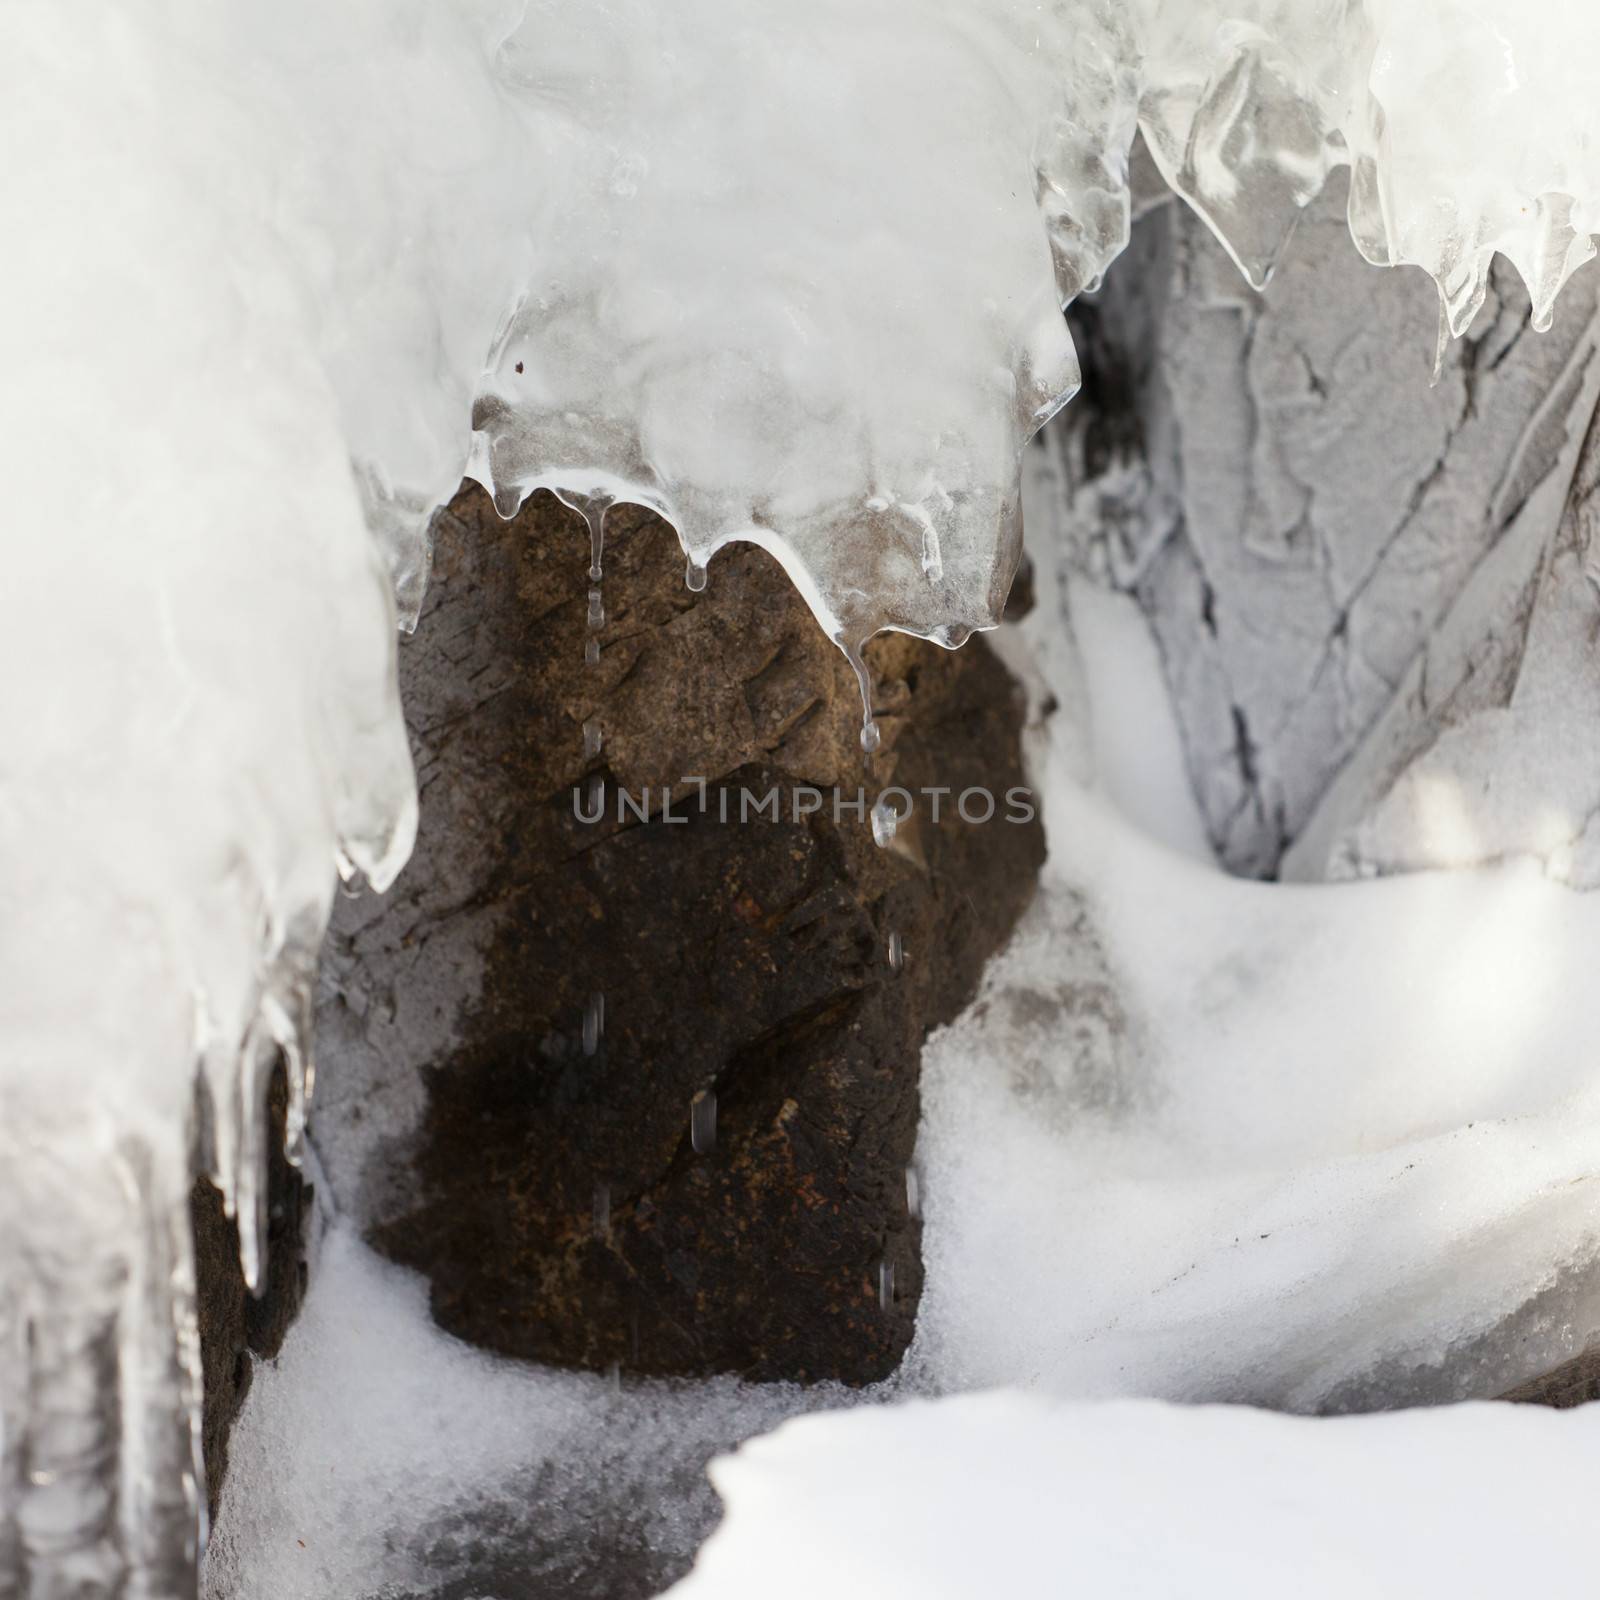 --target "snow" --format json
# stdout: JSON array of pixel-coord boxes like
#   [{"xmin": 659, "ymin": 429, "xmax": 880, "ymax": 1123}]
[
  {"xmin": 906, "ymin": 492, "xmax": 1600, "ymax": 1407},
  {"xmin": 203, "ymin": 1222, "xmax": 858, "ymax": 1600},
  {"xmin": 668, "ymin": 1391, "xmax": 1600, "ymax": 1599}
]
